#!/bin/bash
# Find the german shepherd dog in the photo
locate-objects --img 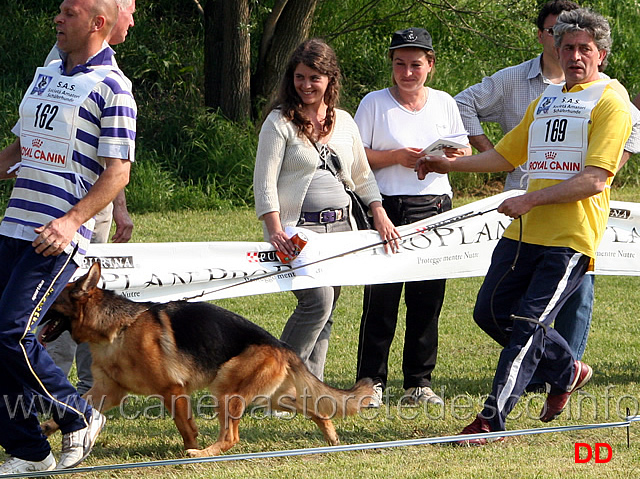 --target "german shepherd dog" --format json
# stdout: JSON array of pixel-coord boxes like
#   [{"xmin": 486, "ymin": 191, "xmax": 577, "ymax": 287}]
[{"xmin": 39, "ymin": 262, "xmax": 374, "ymax": 457}]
